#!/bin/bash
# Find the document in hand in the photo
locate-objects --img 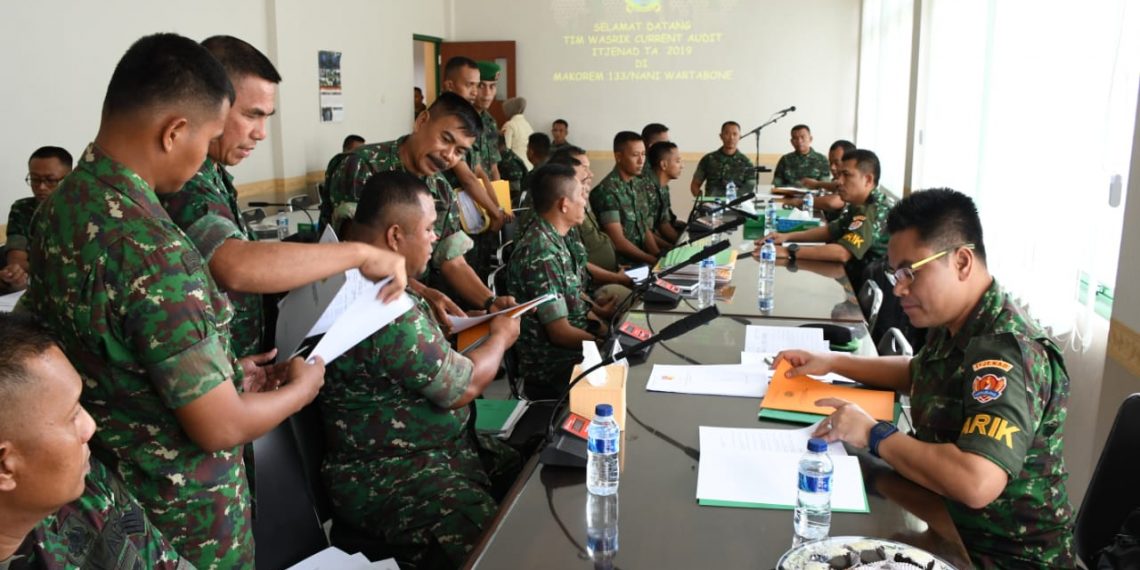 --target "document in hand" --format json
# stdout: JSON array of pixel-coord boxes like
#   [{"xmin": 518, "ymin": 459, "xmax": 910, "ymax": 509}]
[
  {"xmin": 696, "ymin": 425, "xmax": 868, "ymax": 512},
  {"xmin": 761, "ymin": 359, "xmax": 895, "ymax": 421},
  {"xmin": 275, "ymin": 226, "xmax": 414, "ymax": 364},
  {"xmin": 454, "ymin": 293, "xmax": 557, "ymax": 353}
]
